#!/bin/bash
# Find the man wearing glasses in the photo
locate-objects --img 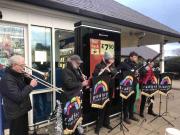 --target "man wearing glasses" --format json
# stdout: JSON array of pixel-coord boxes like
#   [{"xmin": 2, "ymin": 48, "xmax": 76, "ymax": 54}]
[{"xmin": 0, "ymin": 55, "xmax": 37, "ymax": 135}]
